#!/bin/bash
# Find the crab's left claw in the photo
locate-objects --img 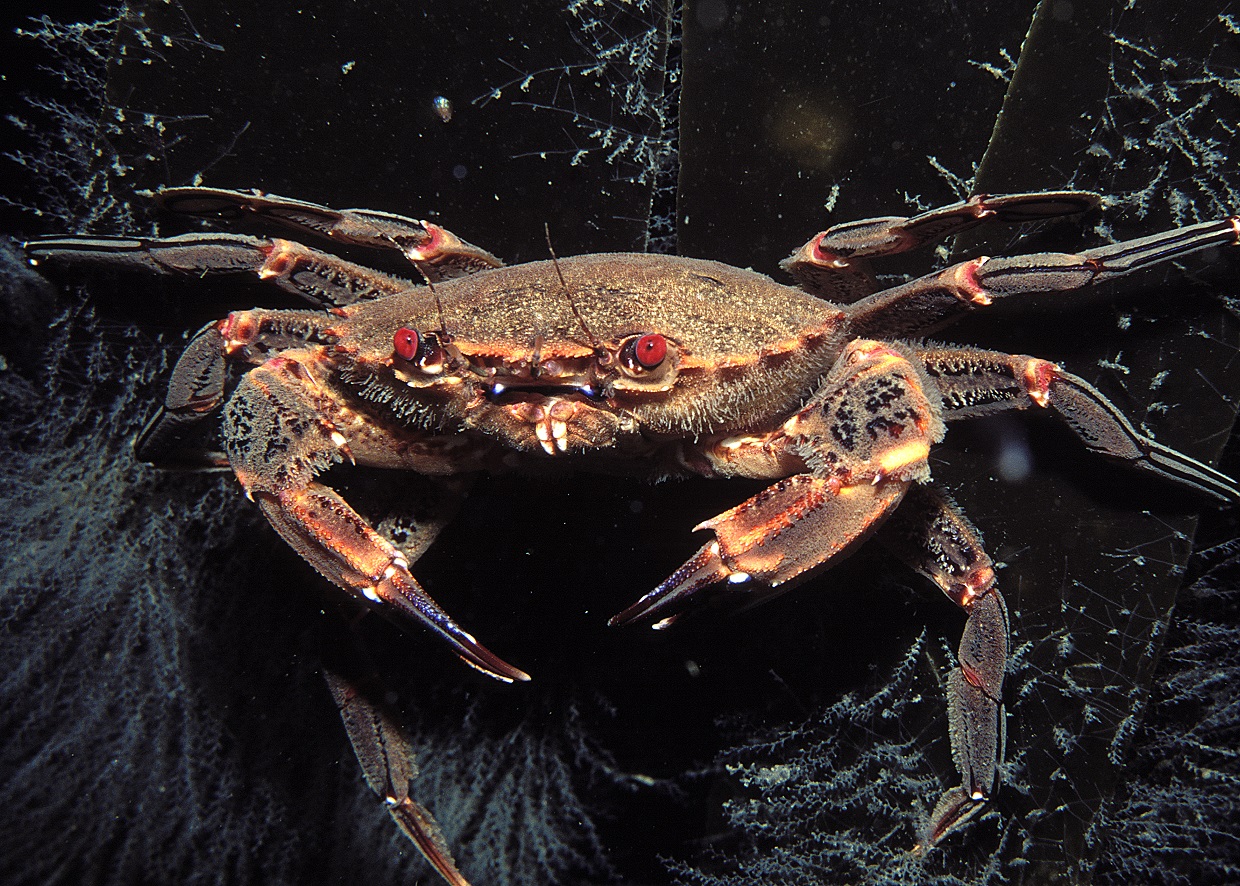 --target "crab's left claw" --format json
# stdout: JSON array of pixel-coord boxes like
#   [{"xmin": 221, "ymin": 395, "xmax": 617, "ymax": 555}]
[
  {"xmin": 614, "ymin": 339, "xmax": 942, "ymax": 629},
  {"xmin": 610, "ymin": 476, "xmax": 909, "ymax": 628}
]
